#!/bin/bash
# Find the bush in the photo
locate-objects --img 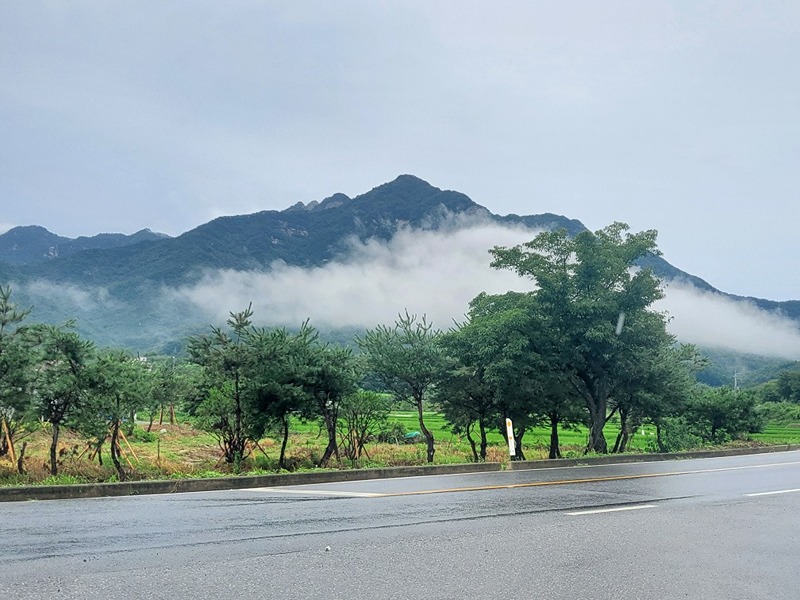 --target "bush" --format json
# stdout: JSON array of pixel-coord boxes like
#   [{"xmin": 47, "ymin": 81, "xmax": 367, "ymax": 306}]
[
  {"xmin": 756, "ymin": 402, "xmax": 800, "ymax": 425},
  {"xmin": 131, "ymin": 429, "xmax": 158, "ymax": 443},
  {"xmin": 685, "ymin": 387, "xmax": 764, "ymax": 444},
  {"xmin": 376, "ymin": 421, "xmax": 407, "ymax": 444},
  {"xmin": 648, "ymin": 417, "xmax": 704, "ymax": 453}
]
